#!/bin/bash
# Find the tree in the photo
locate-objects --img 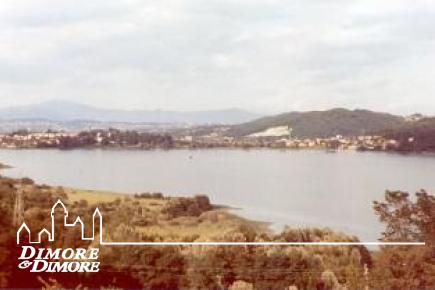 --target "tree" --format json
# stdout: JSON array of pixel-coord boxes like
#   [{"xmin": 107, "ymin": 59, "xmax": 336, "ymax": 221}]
[
  {"xmin": 373, "ymin": 190, "xmax": 435, "ymax": 243},
  {"xmin": 371, "ymin": 190, "xmax": 435, "ymax": 289}
]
